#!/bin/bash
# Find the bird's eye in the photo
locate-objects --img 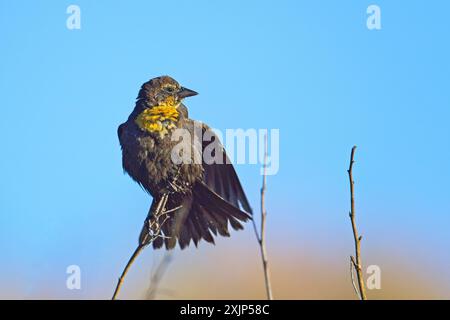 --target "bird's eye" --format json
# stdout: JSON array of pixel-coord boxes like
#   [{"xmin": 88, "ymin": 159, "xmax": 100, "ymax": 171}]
[{"xmin": 164, "ymin": 86, "xmax": 175, "ymax": 93}]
